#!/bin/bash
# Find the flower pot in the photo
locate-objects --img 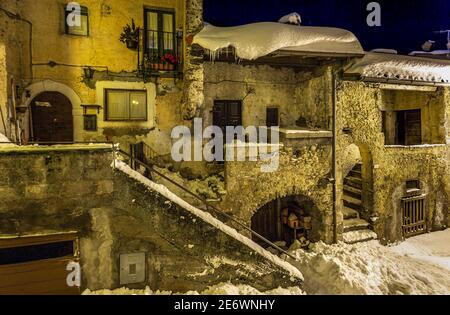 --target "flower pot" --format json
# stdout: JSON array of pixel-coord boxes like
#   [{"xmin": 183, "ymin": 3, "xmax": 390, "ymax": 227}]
[{"xmin": 126, "ymin": 39, "xmax": 138, "ymax": 50}]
